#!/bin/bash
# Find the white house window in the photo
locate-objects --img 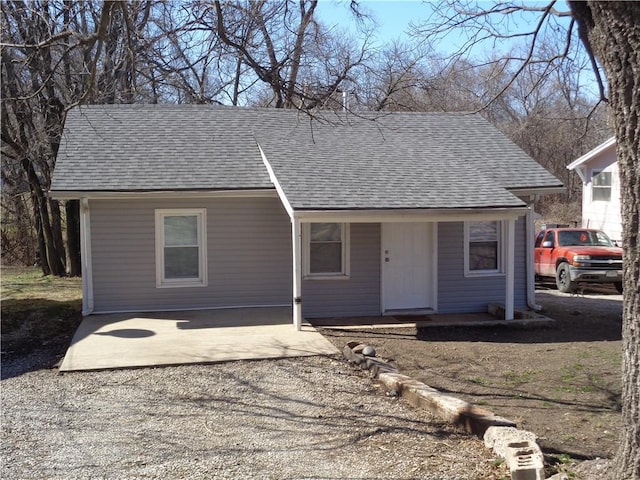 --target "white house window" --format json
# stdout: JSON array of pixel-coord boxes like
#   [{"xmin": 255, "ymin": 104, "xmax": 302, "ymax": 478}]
[
  {"xmin": 155, "ymin": 209, "xmax": 207, "ymax": 287},
  {"xmin": 465, "ymin": 220, "xmax": 503, "ymax": 275},
  {"xmin": 304, "ymin": 223, "xmax": 350, "ymax": 278},
  {"xmin": 592, "ymin": 171, "xmax": 612, "ymax": 201}
]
